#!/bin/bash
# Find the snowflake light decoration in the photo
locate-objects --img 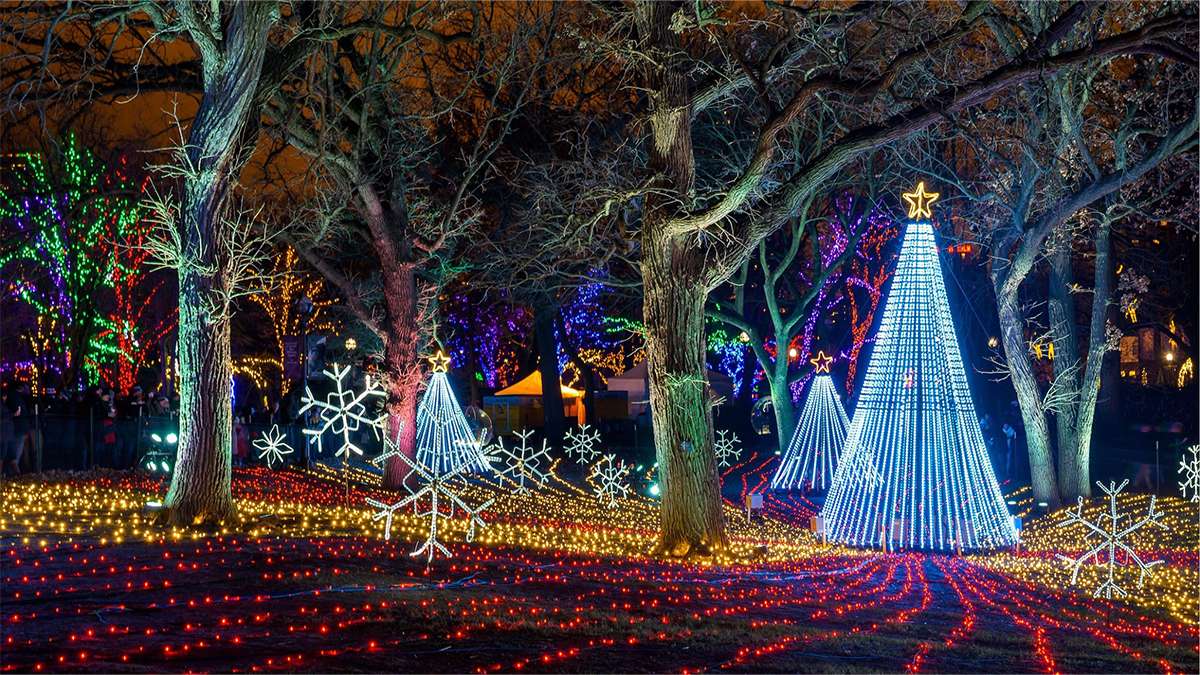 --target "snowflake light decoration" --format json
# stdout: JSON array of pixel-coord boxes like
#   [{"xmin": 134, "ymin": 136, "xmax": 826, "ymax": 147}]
[
  {"xmin": 1056, "ymin": 479, "xmax": 1167, "ymax": 599},
  {"xmin": 563, "ymin": 424, "xmax": 601, "ymax": 464},
  {"xmin": 253, "ymin": 424, "xmax": 294, "ymax": 468},
  {"xmin": 713, "ymin": 429, "xmax": 741, "ymax": 468},
  {"xmin": 366, "ymin": 430, "xmax": 493, "ymax": 563},
  {"xmin": 486, "ymin": 429, "xmax": 552, "ymax": 494},
  {"xmin": 589, "ymin": 453, "xmax": 631, "ymax": 507},
  {"xmin": 299, "ymin": 363, "xmax": 387, "ymax": 459},
  {"xmin": 1178, "ymin": 444, "xmax": 1200, "ymax": 502}
]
